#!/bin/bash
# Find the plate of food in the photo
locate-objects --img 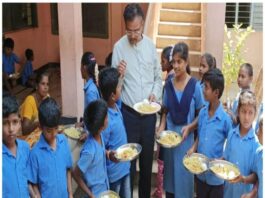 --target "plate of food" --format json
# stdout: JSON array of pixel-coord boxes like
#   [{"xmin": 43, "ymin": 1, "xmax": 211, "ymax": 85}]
[
  {"xmin": 115, "ymin": 143, "xmax": 142, "ymax": 162},
  {"xmin": 99, "ymin": 190, "xmax": 120, "ymax": 198},
  {"xmin": 133, "ymin": 99, "xmax": 161, "ymax": 115},
  {"xmin": 183, "ymin": 153, "xmax": 209, "ymax": 174},
  {"xmin": 156, "ymin": 130, "xmax": 182, "ymax": 148},
  {"xmin": 209, "ymin": 159, "xmax": 240, "ymax": 180},
  {"xmin": 64, "ymin": 126, "xmax": 82, "ymax": 140}
]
